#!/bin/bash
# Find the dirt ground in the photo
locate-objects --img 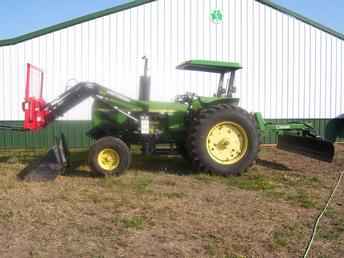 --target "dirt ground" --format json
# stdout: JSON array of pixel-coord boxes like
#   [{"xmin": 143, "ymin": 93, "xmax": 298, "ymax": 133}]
[{"xmin": 0, "ymin": 146, "xmax": 343, "ymax": 258}]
